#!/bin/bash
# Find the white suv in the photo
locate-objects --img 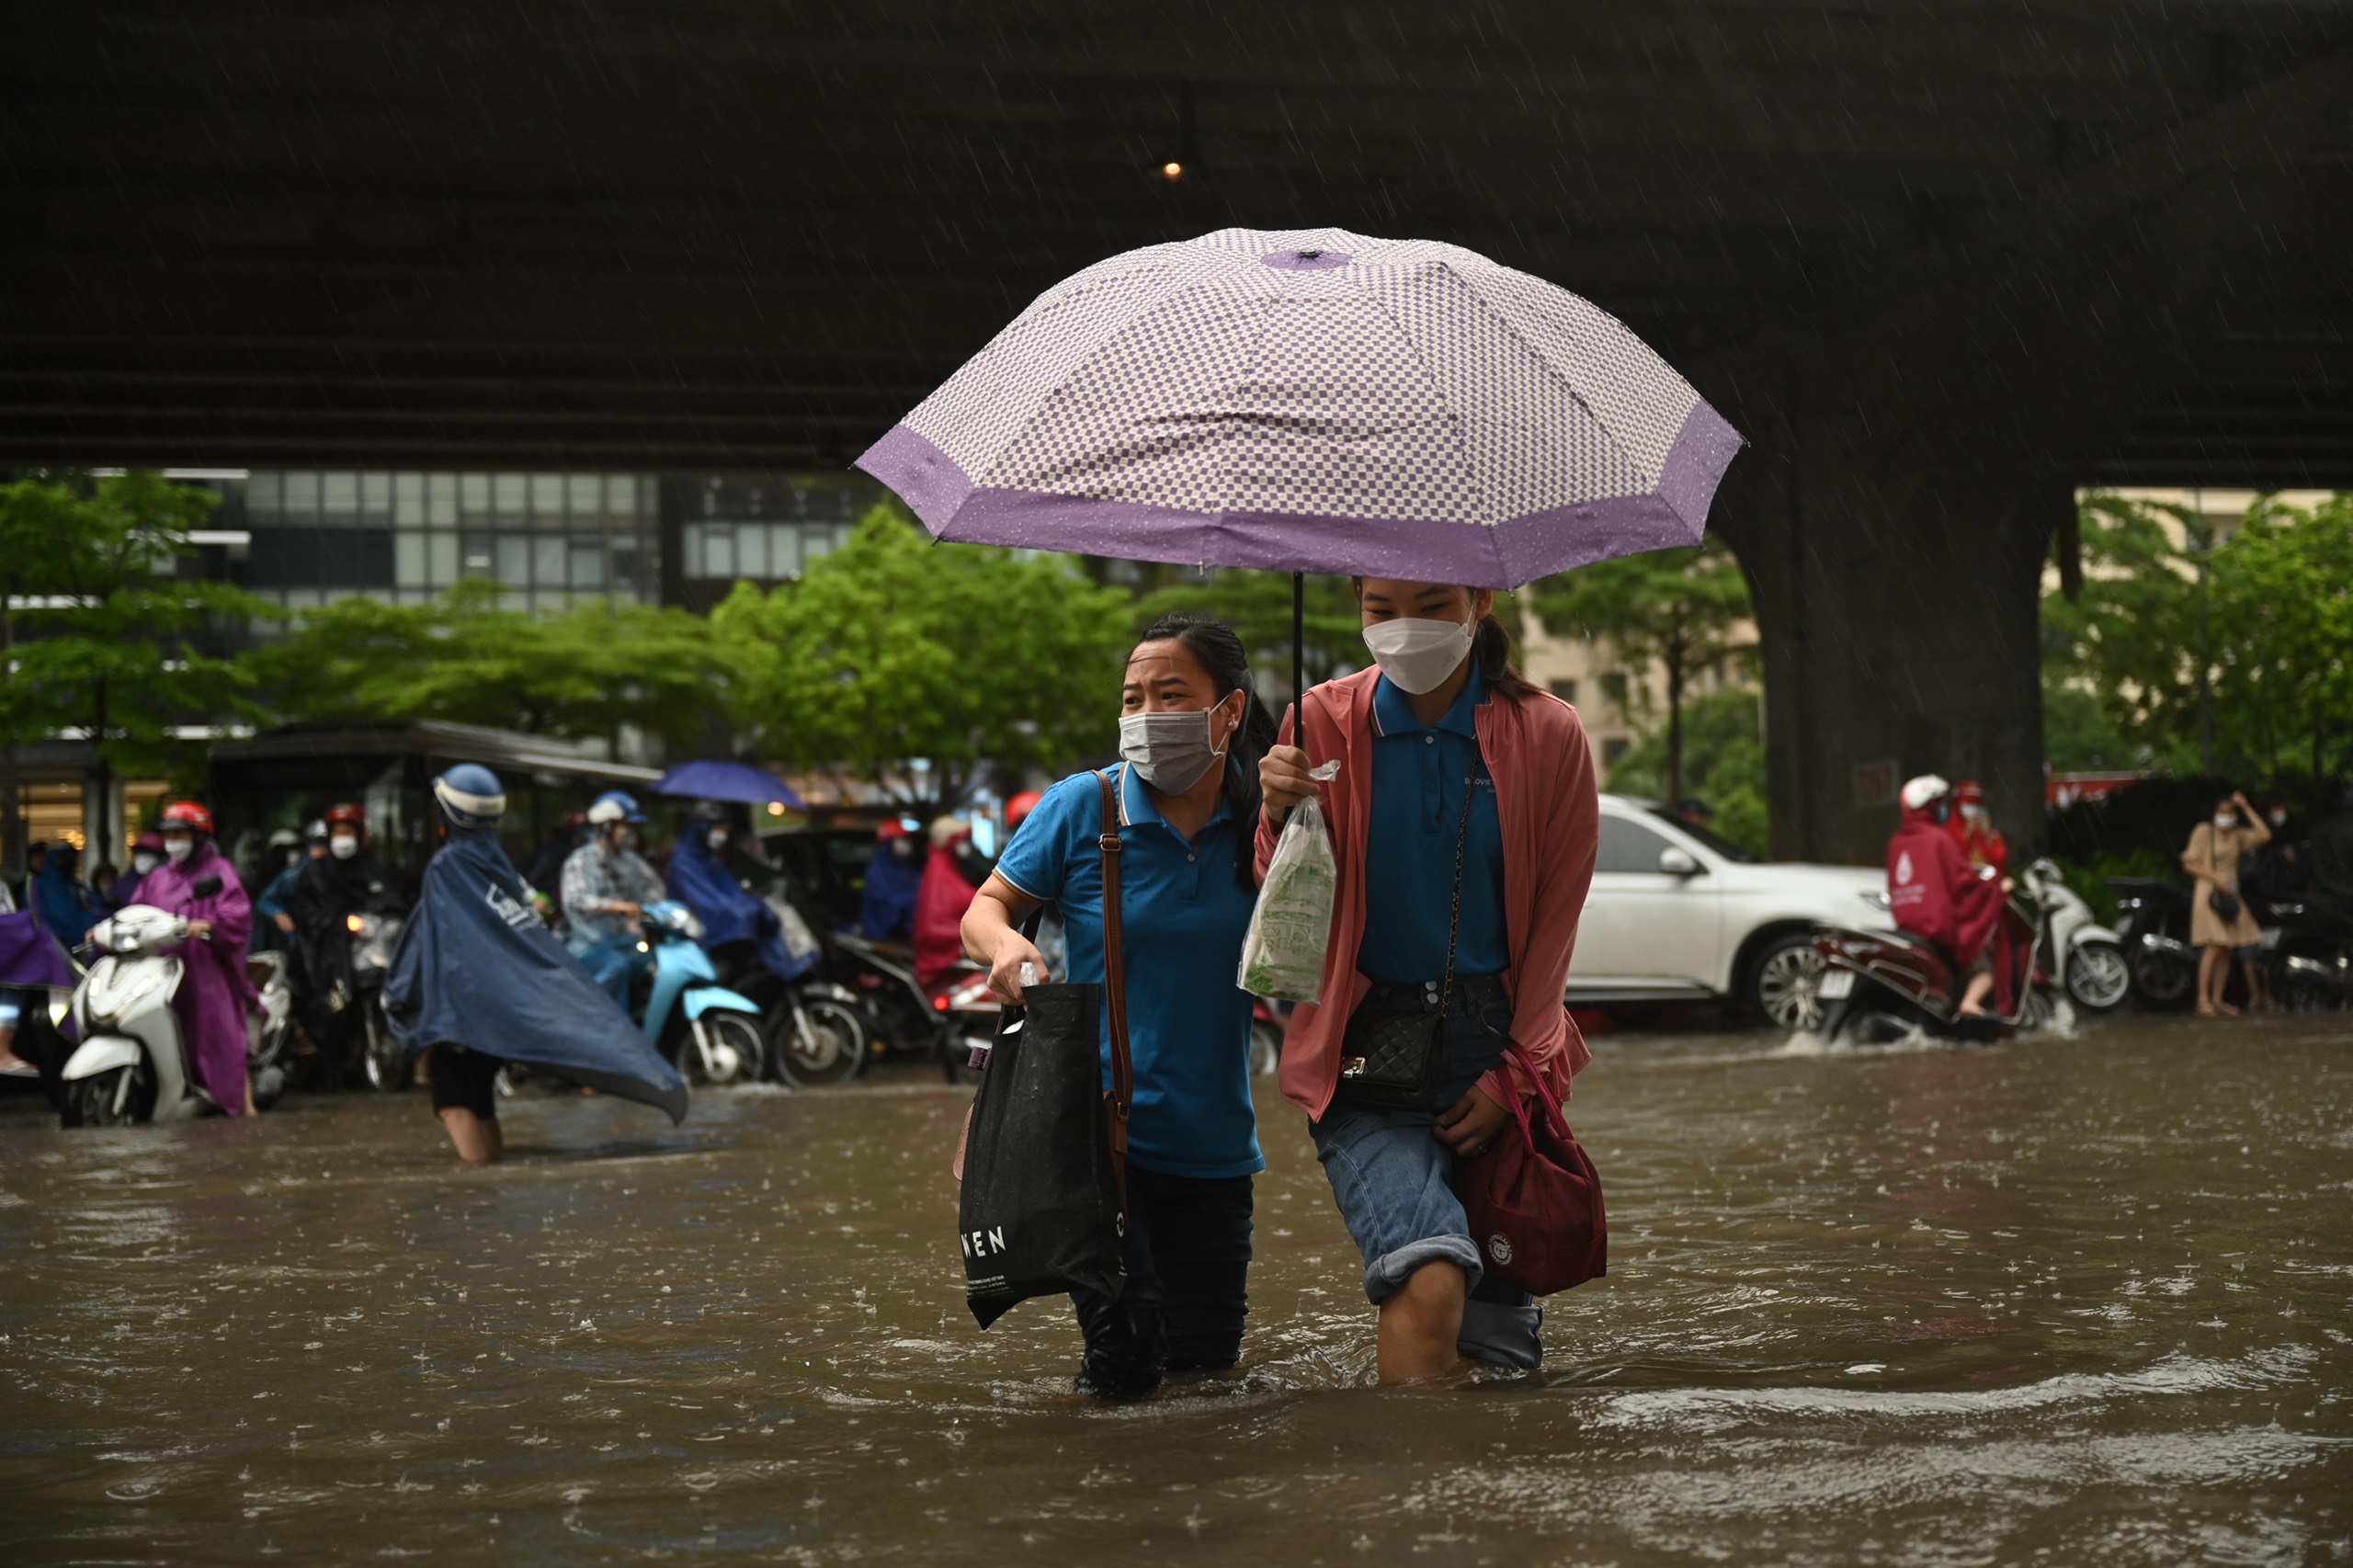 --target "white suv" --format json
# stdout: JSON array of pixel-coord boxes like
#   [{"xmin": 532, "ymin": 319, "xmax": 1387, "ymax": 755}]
[{"xmin": 1569, "ymin": 795, "xmax": 1893, "ymax": 1027}]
